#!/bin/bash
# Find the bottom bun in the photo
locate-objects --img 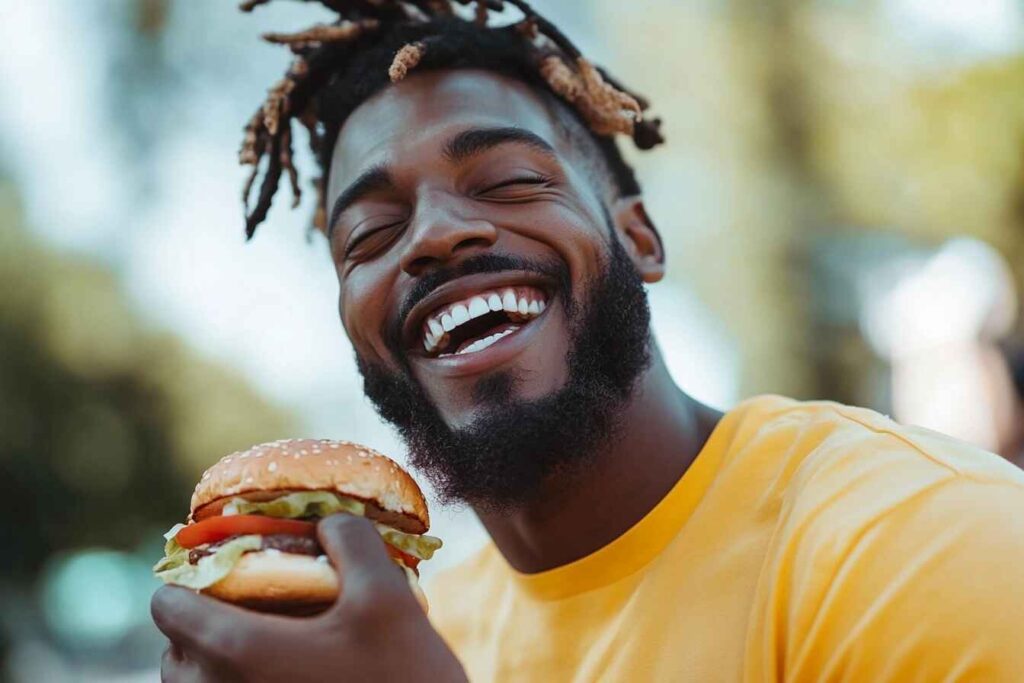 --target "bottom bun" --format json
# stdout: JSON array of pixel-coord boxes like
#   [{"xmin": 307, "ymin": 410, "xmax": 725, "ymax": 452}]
[{"xmin": 202, "ymin": 550, "xmax": 428, "ymax": 614}]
